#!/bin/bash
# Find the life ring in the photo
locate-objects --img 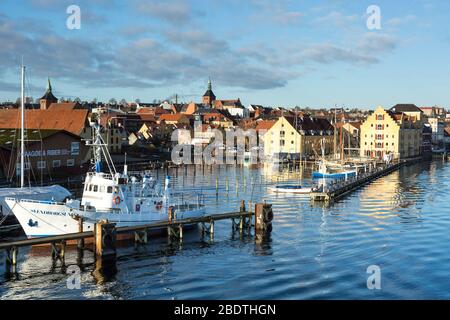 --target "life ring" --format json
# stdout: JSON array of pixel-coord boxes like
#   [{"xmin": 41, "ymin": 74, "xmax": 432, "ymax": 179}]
[
  {"xmin": 113, "ymin": 196, "xmax": 121, "ymax": 205},
  {"xmin": 155, "ymin": 201, "xmax": 163, "ymax": 210}
]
